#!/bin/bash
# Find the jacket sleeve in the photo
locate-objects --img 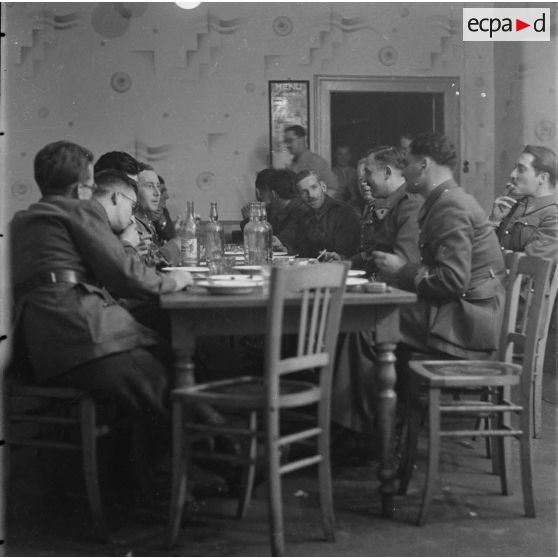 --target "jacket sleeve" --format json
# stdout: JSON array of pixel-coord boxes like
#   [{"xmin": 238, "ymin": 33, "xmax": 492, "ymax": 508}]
[
  {"xmin": 523, "ymin": 211, "xmax": 558, "ymax": 261},
  {"xmin": 397, "ymin": 197, "xmax": 474, "ymax": 299},
  {"xmin": 392, "ymin": 196, "xmax": 421, "ymax": 265},
  {"xmin": 71, "ymin": 203, "xmax": 178, "ymax": 299}
]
